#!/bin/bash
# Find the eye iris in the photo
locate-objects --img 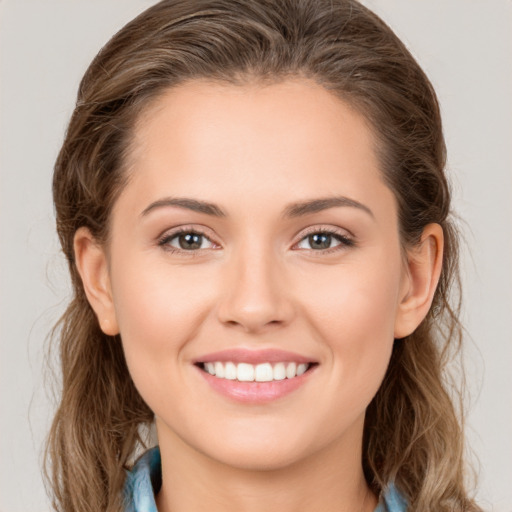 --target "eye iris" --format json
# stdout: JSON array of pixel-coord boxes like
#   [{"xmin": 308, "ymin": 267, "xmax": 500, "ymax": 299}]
[
  {"xmin": 179, "ymin": 233, "xmax": 202, "ymax": 250},
  {"xmin": 309, "ymin": 233, "xmax": 331, "ymax": 249}
]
